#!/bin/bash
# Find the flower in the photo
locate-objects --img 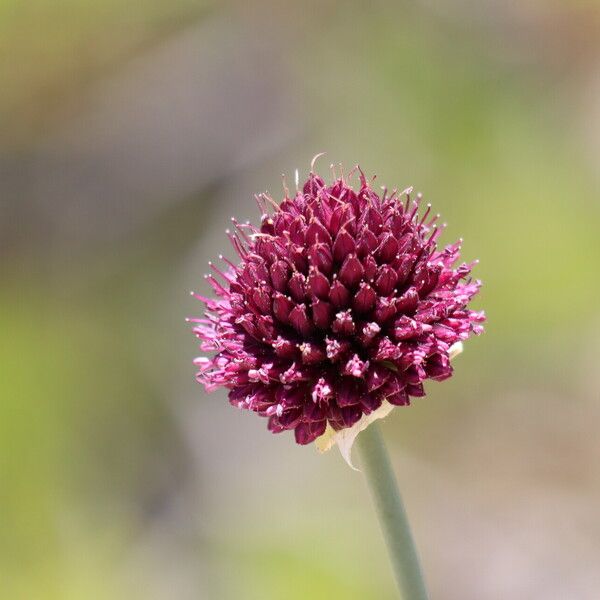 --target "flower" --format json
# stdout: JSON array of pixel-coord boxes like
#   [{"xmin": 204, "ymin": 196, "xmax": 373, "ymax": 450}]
[{"xmin": 190, "ymin": 159, "xmax": 485, "ymax": 450}]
